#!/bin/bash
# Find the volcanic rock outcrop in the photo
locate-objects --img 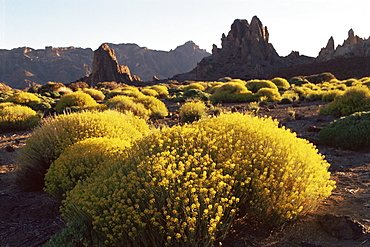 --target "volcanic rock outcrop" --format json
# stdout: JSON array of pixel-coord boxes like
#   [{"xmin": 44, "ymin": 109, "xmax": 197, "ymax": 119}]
[
  {"xmin": 318, "ymin": 29, "xmax": 370, "ymax": 60},
  {"xmin": 175, "ymin": 16, "xmax": 311, "ymax": 81},
  {"xmin": 85, "ymin": 44, "xmax": 141, "ymax": 87}
]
